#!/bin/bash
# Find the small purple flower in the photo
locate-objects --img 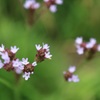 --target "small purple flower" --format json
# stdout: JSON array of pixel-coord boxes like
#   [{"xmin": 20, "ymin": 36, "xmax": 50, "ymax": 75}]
[
  {"xmin": 10, "ymin": 46, "xmax": 19, "ymax": 53},
  {"xmin": 22, "ymin": 72, "xmax": 31, "ymax": 80},
  {"xmin": 24, "ymin": 0, "xmax": 40, "ymax": 10},
  {"xmin": 63, "ymin": 66, "xmax": 79, "ymax": 83},
  {"xmin": 44, "ymin": 0, "xmax": 63, "ymax": 13},
  {"xmin": 35, "ymin": 44, "xmax": 42, "ymax": 51},
  {"xmin": 0, "ymin": 52, "xmax": 10, "ymax": 64},
  {"xmin": 35, "ymin": 43, "xmax": 52, "ymax": 62},
  {"xmin": 32, "ymin": 61, "xmax": 37, "ymax": 66},
  {"xmin": 22, "ymin": 58, "xmax": 29, "ymax": 65},
  {"xmin": 0, "ymin": 44, "xmax": 5, "ymax": 52}
]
